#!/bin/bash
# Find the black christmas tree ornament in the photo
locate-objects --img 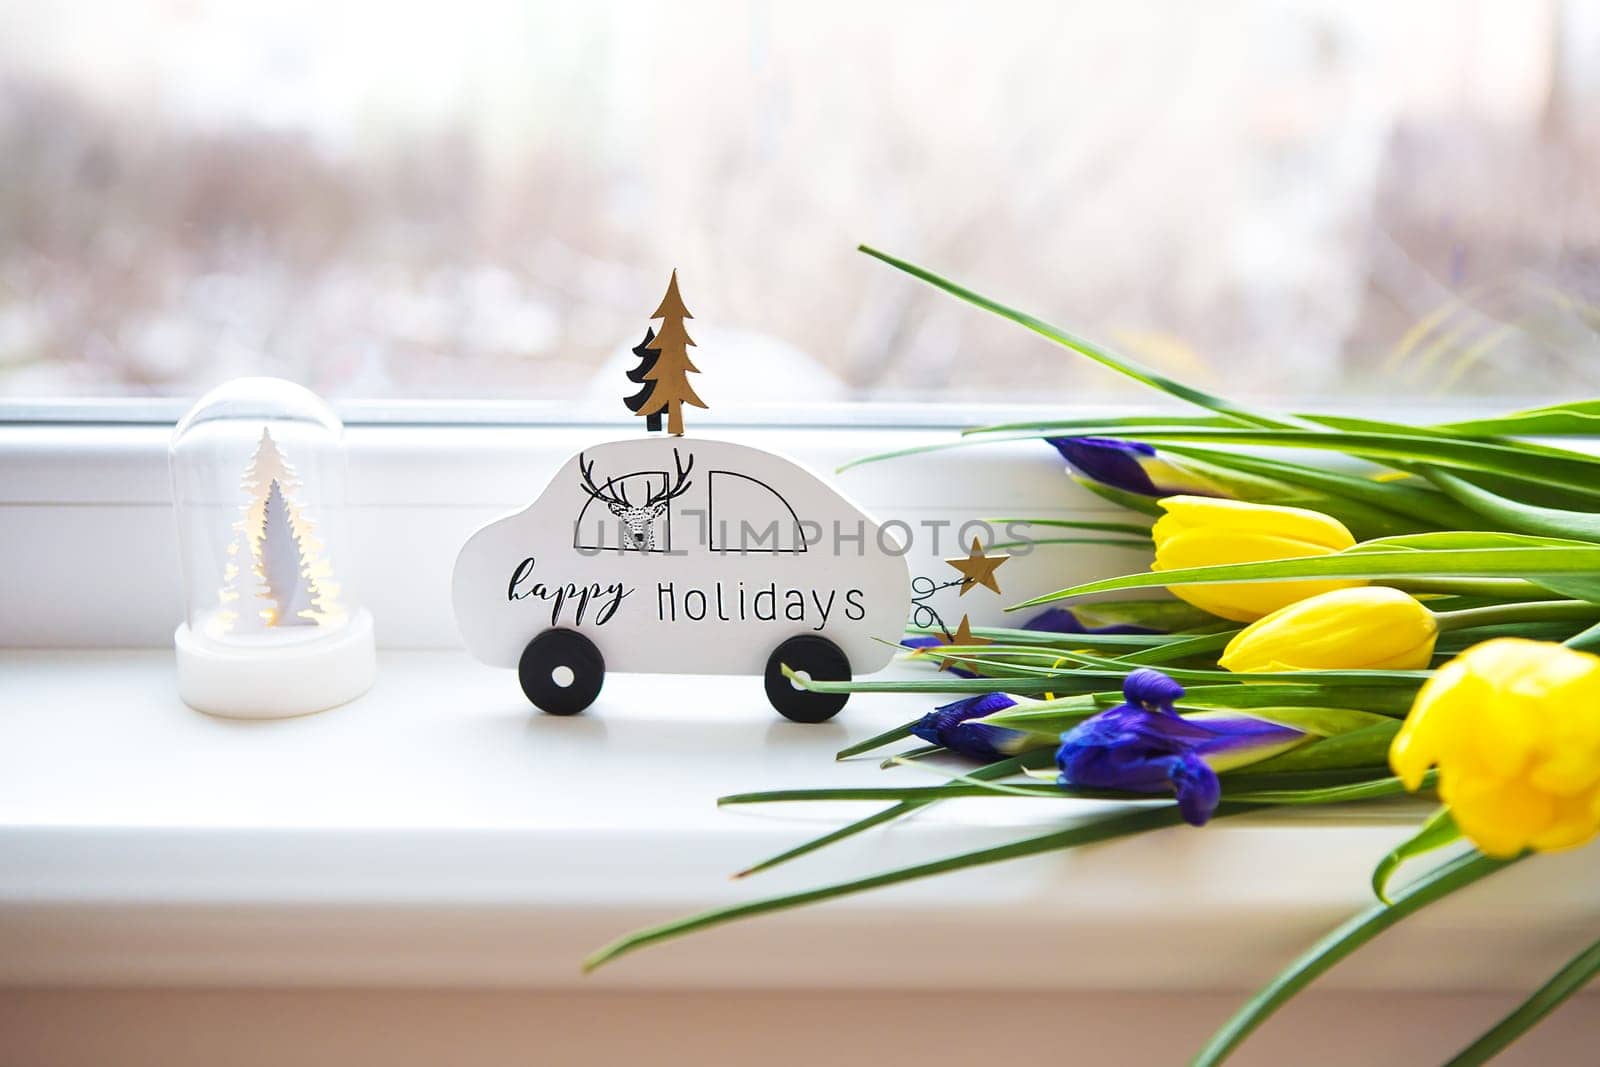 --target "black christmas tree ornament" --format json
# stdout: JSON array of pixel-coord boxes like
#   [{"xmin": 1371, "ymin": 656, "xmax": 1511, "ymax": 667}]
[{"xmin": 623, "ymin": 327, "xmax": 663, "ymax": 433}]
